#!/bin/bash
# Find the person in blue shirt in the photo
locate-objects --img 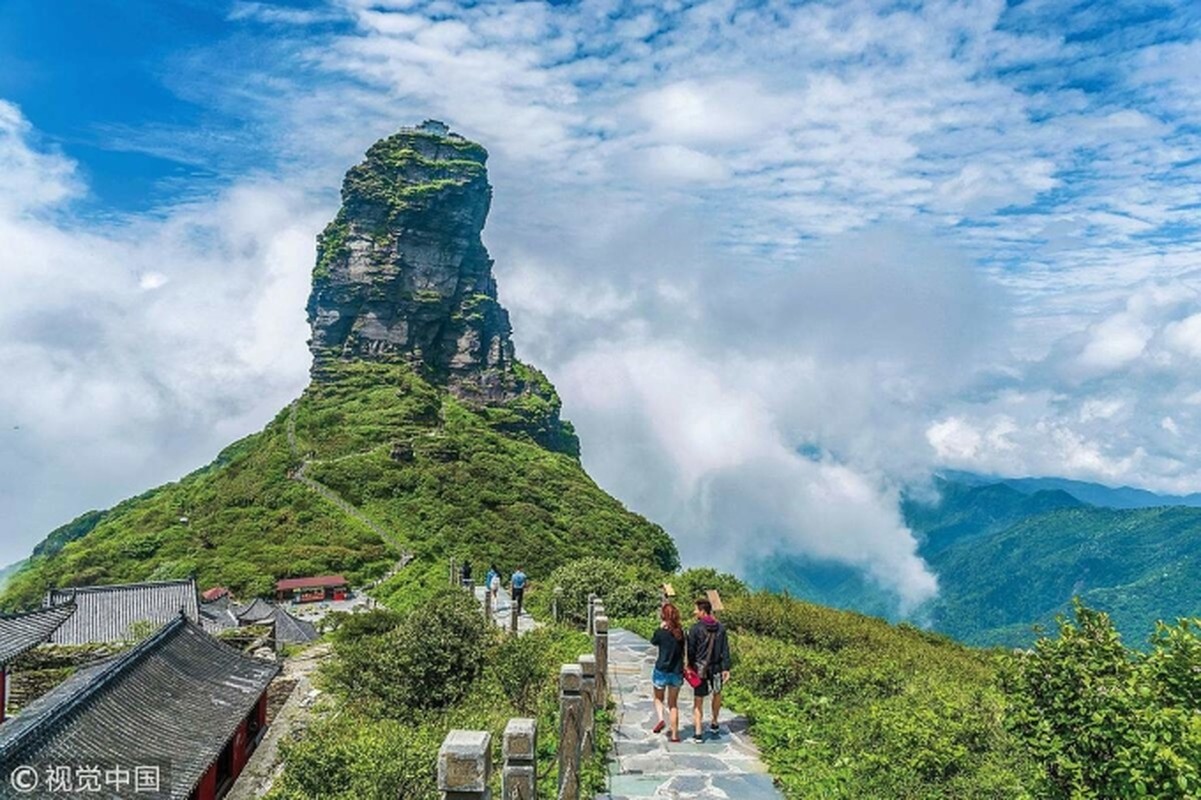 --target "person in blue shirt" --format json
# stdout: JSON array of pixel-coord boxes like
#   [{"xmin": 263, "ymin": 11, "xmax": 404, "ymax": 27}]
[
  {"xmin": 484, "ymin": 566, "xmax": 497, "ymax": 599},
  {"xmin": 510, "ymin": 567, "xmax": 528, "ymax": 614}
]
